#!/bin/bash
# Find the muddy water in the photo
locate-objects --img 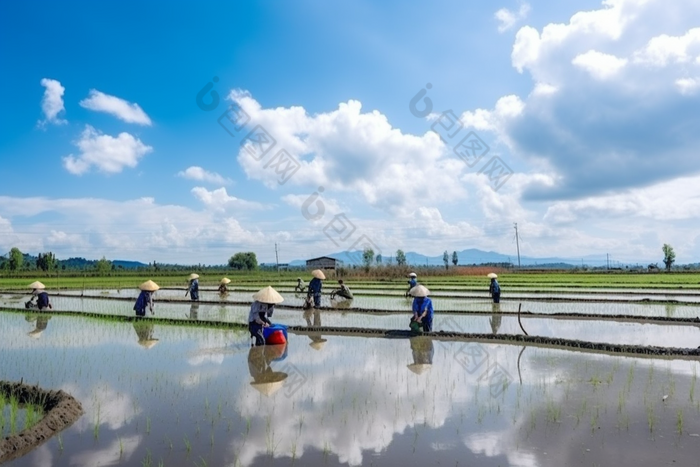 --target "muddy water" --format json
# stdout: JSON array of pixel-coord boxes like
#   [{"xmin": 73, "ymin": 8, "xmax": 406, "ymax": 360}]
[{"xmin": 2, "ymin": 311, "xmax": 700, "ymax": 467}]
